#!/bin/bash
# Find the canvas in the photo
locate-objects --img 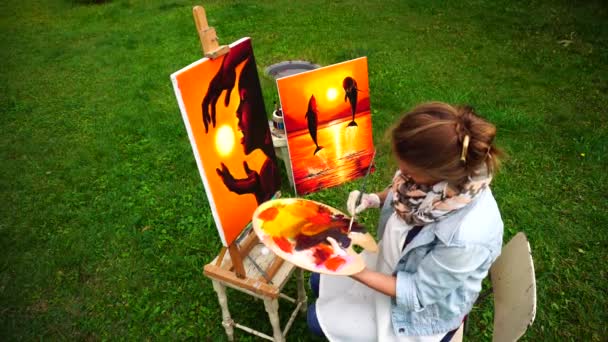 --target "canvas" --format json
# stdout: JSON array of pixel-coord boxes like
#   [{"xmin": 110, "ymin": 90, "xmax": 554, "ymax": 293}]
[
  {"xmin": 171, "ymin": 38, "xmax": 280, "ymax": 247},
  {"xmin": 277, "ymin": 57, "xmax": 375, "ymax": 195}
]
